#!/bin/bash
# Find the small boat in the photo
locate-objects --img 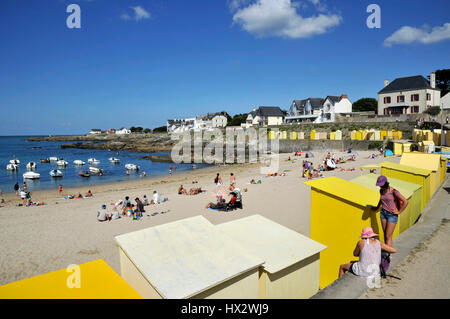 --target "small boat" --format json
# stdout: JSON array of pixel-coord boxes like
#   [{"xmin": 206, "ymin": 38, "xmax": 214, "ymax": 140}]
[
  {"xmin": 40, "ymin": 158, "xmax": 50, "ymax": 163},
  {"xmin": 125, "ymin": 164, "xmax": 140, "ymax": 171},
  {"xmin": 49, "ymin": 169, "xmax": 63, "ymax": 177},
  {"xmin": 6, "ymin": 163, "xmax": 18, "ymax": 171},
  {"xmin": 88, "ymin": 158, "xmax": 100, "ymax": 165},
  {"xmin": 57, "ymin": 160, "xmax": 68, "ymax": 167},
  {"xmin": 73, "ymin": 160, "xmax": 85, "ymax": 165},
  {"xmin": 49, "ymin": 157, "xmax": 60, "ymax": 162},
  {"xmin": 78, "ymin": 171, "xmax": 90, "ymax": 177},
  {"xmin": 23, "ymin": 171, "xmax": 40, "ymax": 179},
  {"xmin": 89, "ymin": 167, "xmax": 103, "ymax": 175},
  {"xmin": 109, "ymin": 157, "xmax": 120, "ymax": 163},
  {"xmin": 26, "ymin": 162, "xmax": 37, "ymax": 170},
  {"xmin": 9, "ymin": 159, "xmax": 20, "ymax": 164}
]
